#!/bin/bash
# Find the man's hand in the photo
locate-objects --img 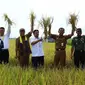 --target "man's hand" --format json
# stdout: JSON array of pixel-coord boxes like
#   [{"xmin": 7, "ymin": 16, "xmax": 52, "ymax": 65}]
[
  {"xmin": 71, "ymin": 53, "xmax": 74, "ymax": 59},
  {"xmin": 39, "ymin": 38, "xmax": 43, "ymax": 41},
  {"xmin": 71, "ymin": 47, "xmax": 74, "ymax": 59},
  {"xmin": 31, "ymin": 38, "xmax": 43, "ymax": 45},
  {"xmin": 16, "ymin": 51, "xmax": 19, "ymax": 58},
  {"xmin": 15, "ymin": 56, "xmax": 18, "ymax": 59}
]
